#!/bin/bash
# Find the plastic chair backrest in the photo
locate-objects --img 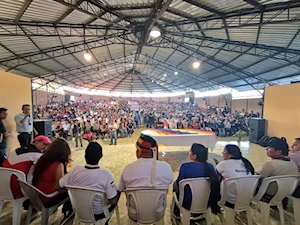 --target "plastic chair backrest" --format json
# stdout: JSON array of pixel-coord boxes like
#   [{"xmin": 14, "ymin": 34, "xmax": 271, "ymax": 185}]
[
  {"xmin": 254, "ymin": 175, "xmax": 300, "ymax": 205},
  {"xmin": 66, "ymin": 185, "xmax": 106, "ymax": 224},
  {"xmin": 0, "ymin": 168, "xmax": 26, "ymax": 200},
  {"xmin": 125, "ymin": 188, "xmax": 168, "ymax": 224},
  {"xmin": 219, "ymin": 175, "xmax": 261, "ymax": 211},
  {"xmin": 178, "ymin": 178, "xmax": 211, "ymax": 213},
  {"xmin": 18, "ymin": 180, "xmax": 58, "ymax": 211}
]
